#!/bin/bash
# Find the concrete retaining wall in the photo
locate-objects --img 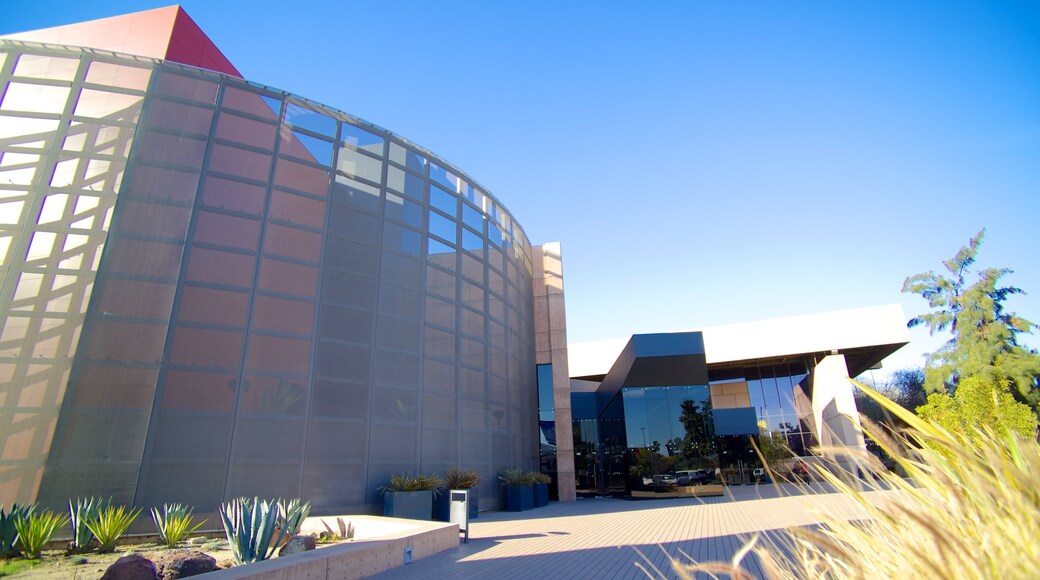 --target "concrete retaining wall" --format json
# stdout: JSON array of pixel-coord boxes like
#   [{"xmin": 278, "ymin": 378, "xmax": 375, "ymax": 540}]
[{"xmin": 203, "ymin": 516, "xmax": 459, "ymax": 579}]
